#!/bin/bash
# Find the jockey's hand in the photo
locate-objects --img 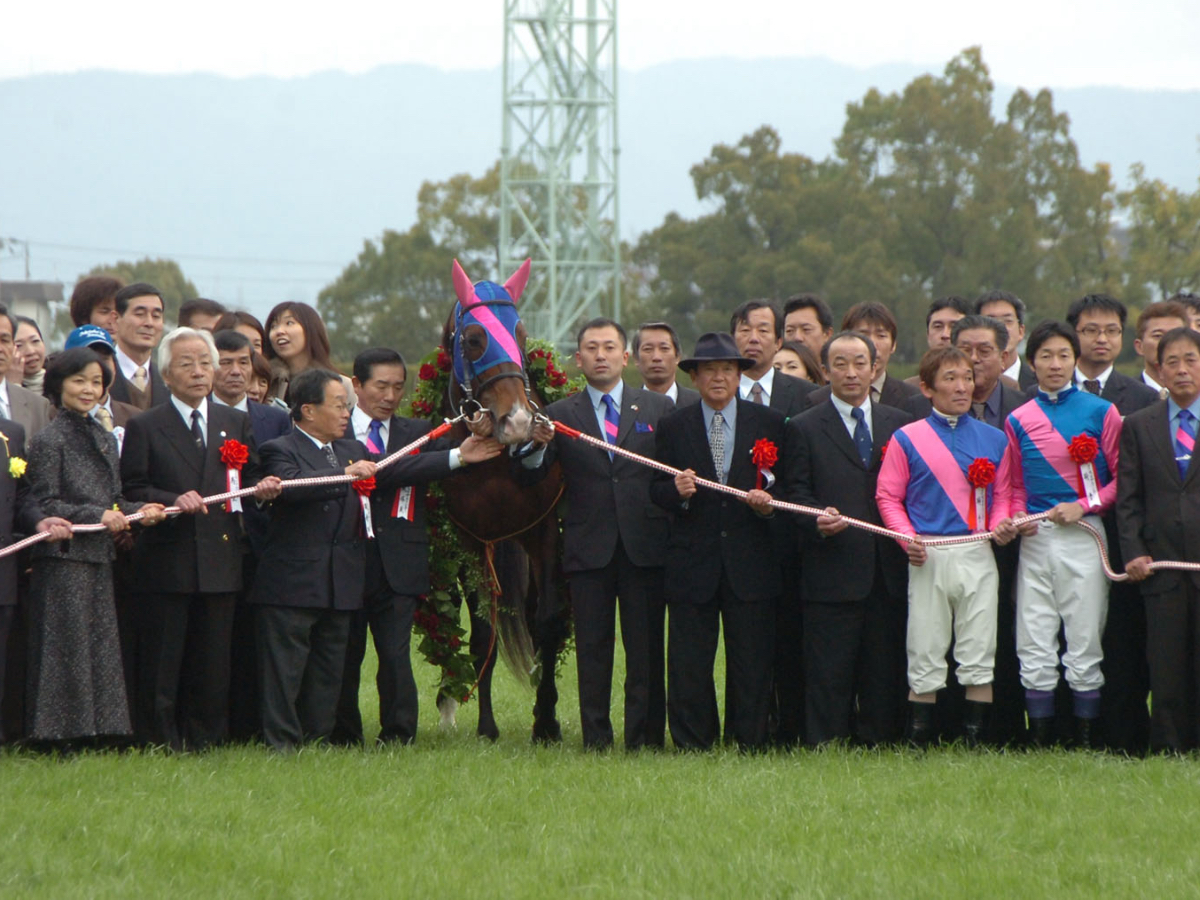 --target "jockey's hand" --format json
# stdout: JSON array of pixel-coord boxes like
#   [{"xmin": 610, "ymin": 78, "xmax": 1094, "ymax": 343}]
[
  {"xmin": 817, "ymin": 506, "xmax": 847, "ymax": 537},
  {"xmin": 460, "ymin": 435, "xmax": 504, "ymax": 464},
  {"xmin": 1047, "ymin": 500, "xmax": 1086, "ymax": 526},
  {"xmin": 530, "ymin": 421, "xmax": 554, "ymax": 446},
  {"xmin": 1125, "ymin": 555, "xmax": 1154, "ymax": 582},
  {"xmin": 675, "ymin": 468, "xmax": 697, "ymax": 499},
  {"xmin": 1014, "ymin": 511, "xmax": 1039, "ymax": 537},
  {"xmin": 905, "ymin": 537, "xmax": 927, "ymax": 567},
  {"xmin": 993, "ymin": 517, "xmax": 1018, "ymax": 545}
]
